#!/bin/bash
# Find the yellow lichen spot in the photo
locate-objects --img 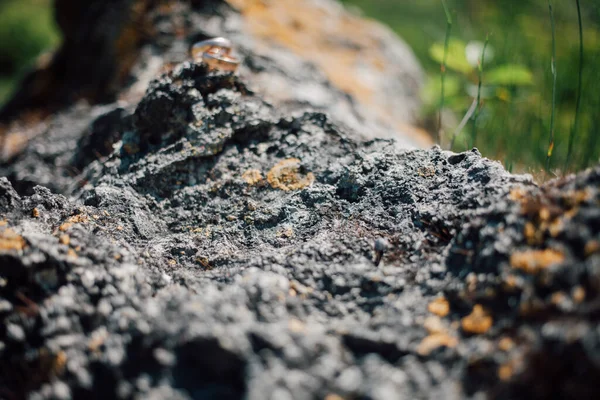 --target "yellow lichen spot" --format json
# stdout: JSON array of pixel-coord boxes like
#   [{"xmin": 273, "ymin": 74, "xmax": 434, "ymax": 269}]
[
  {"xmin": 548, "ymin": 218, "xmax": 564, "ymax": 238},
  {"xmin": 196, "ymin": 256, "xmax": 210, "ymax": 268},
  {"xmin": 539, "ymin": 207, "xmax": 551, "ymax": 222},
  {"xmin": 461, "ymin": 304, "xmax": 493, "ymax": 335},
  {"xmin": 67, "ymin": 248, "xmax": 77, "ymax": 258},
  {"xmin": 572, "ymin": 286, "xmax": 586, "ymax": 304},
  {"xmin": 428, "ymin": 297, "xmax": 450, "ymax": 317},
  {"xmin": 242, "ymin": 169, "xmax": 263, "ymax": 185},
  {"xmin": 52, "ymin": 351, "xmax": 67, "ymax": 376},
  {"xmin": 498, "ymin": 363, "xmax": 514, "ymax": 381},
  {"xmin": 417, "ymin": 333, "xmax": 458, "ymax": 356},
  {"xmin": 277, "ymin": 226, "xmax": 294, "ymax": 238},
  {"xmin": 288, "ymin": 318, "xmax": 305, "ymax": 333},
  {"xmin": 550, "ymin": 291, "xmax": 566, "ymax": 306},
  {"xmin": 168, "ymin": 259, "xmax": 177, "ymax": 265},
  {"xmin": 68, "ymin": 214, "xmax": 89, "ymax": 224},
  {"xmin": 59, "ymin": 213, "xmax": 90, "ymax": 232},
  {"xmin": 510, "ymin": 249, "xmax": 565, "ymax": 274},
  {"xmin": 267, "ymin": 158, "xmax": 314, "ymax": 191},
  {"xmin": 0, "ymin": 227, "xmax": 26, "ymax": 252},
  {"xmin": 584, "ymin": 240, "xmax": 600, "ymax": 258},
  {"xmin": 418, "ymin": 165, "xmax": 435, "ymax": 178},
  {"xmin": 59, "ymin": 234, "xmax": 70, "ymax": 246},
  {"xmin": 498, "ymin": 337, "xmax": 515, "ymax": 352},
  {"xmin": 503, "ymin": 274, "xmax": 520, "ymax": 290},
  {"xmin": 508, "ymin": 187, "xmax": 528, "ymax": 202},
  {"xmin": 423, "ymin": 316, "xmax": 446, "ymax": 334},
  {"xmin": 523, "ymin": 222, "xmax": 538, "ymax": 245},
  {"xmin": 32, "ymin": 208, "xmax": 40, "ymax": 218}
]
